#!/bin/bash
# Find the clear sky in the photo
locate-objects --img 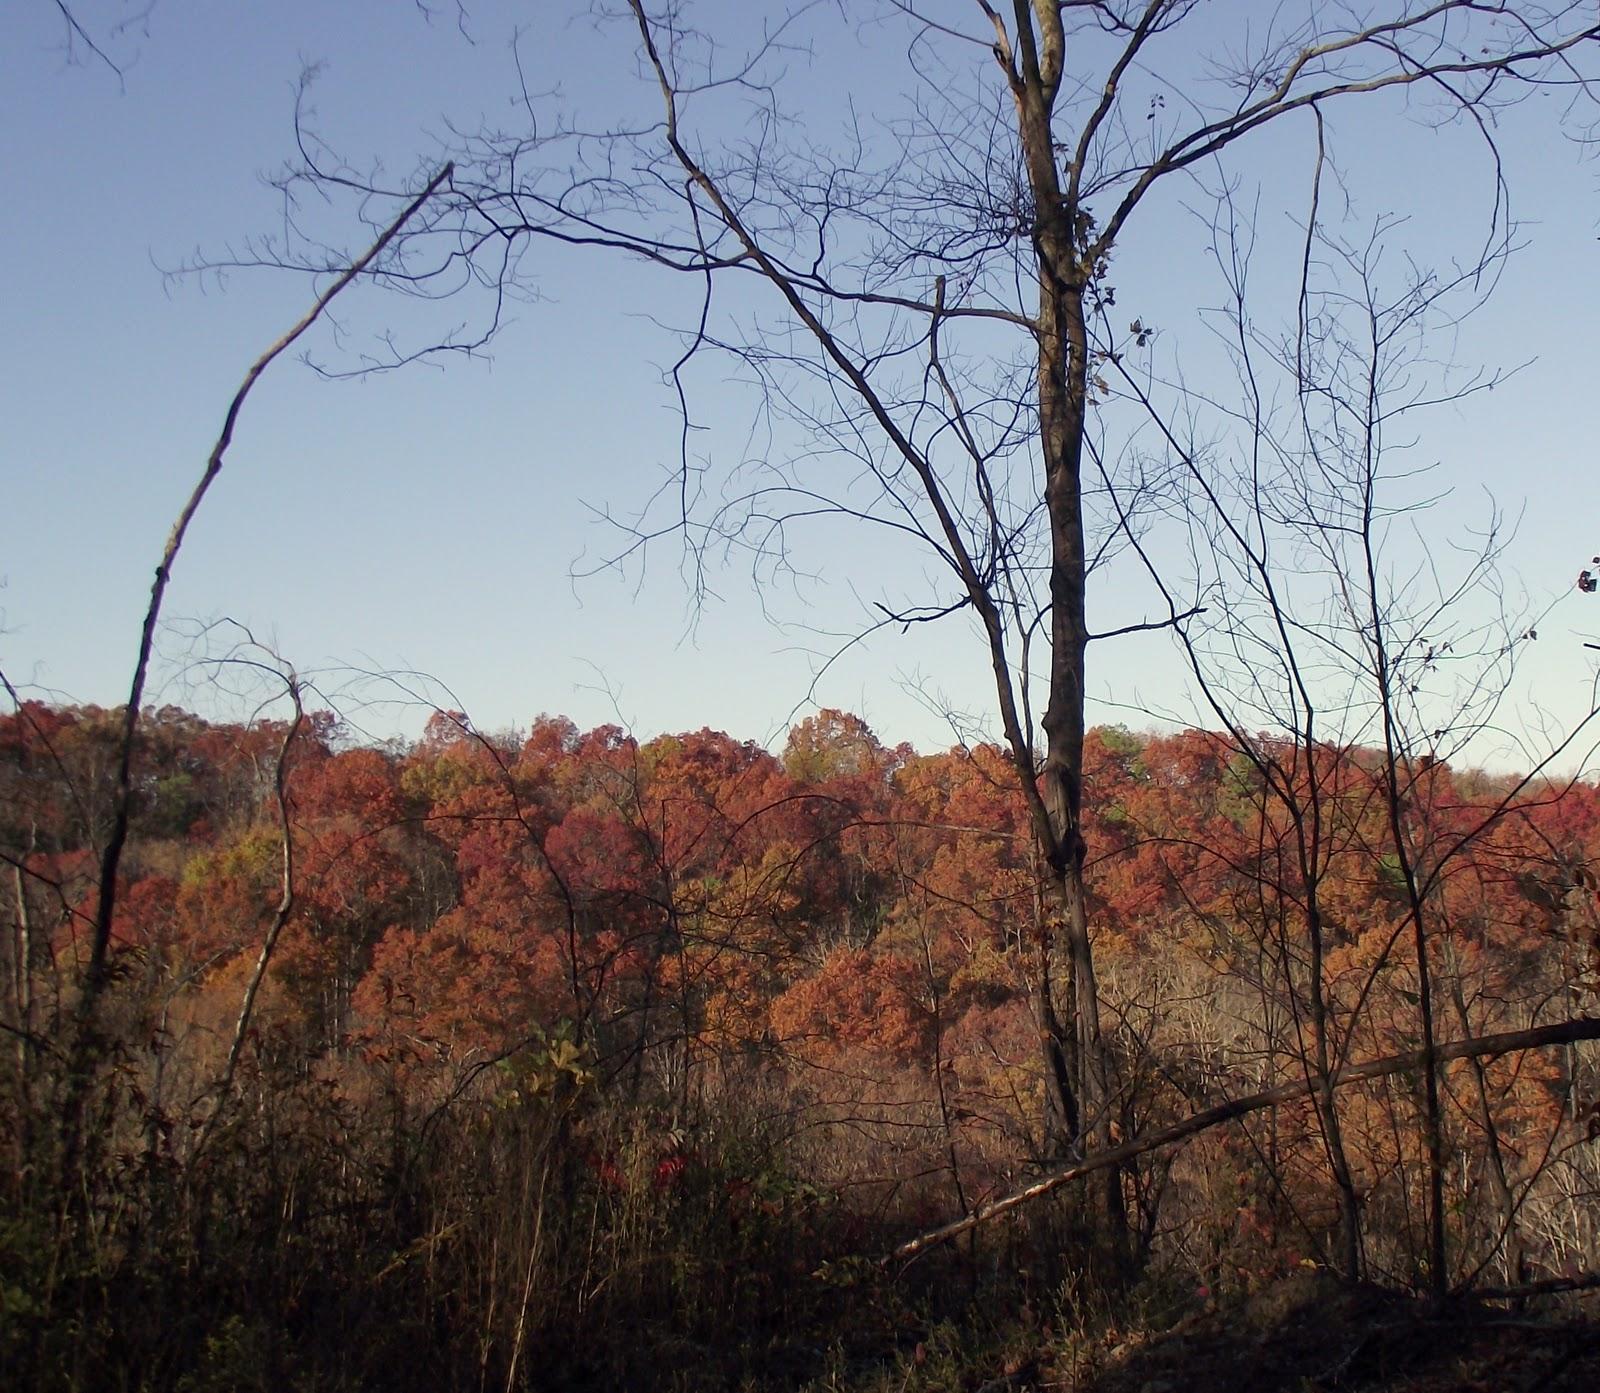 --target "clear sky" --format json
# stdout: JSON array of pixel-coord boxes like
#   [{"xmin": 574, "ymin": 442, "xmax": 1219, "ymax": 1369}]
[{"xmin": 5, "ymin": 1, "xmax": 1600, "ymax": 770}]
